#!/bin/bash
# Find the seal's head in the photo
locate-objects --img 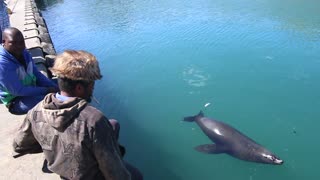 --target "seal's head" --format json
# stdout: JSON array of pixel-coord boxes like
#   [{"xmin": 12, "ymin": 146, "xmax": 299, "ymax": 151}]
[{"xmin": 261, "ymin": 153, "xmax": 284, "ymax": 165}]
